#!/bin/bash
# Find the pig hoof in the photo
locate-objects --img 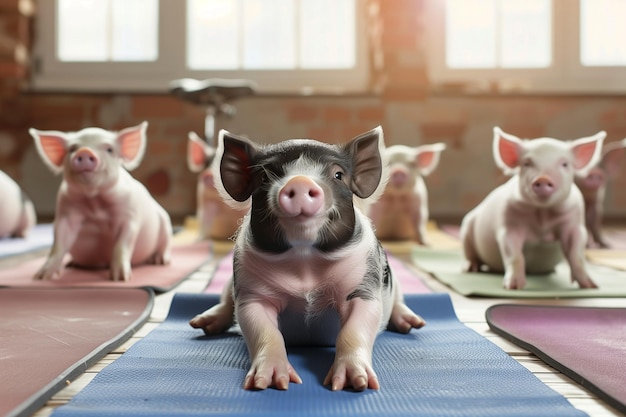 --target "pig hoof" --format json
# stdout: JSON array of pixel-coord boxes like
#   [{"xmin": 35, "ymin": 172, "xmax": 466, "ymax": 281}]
[
  {"xmin": 149, "ymin": 251, "xmax": 171, "ymax": 265},
  {"xmin": 576, "ymin": 279, "xmax": 598, "ymax": 289},
  {"xmin": 323, "ymin": 358, "xmax": 379, "ymax": 391},
  {"xmin": 189, "ymin": 304, "xmax": 234, "ymax": 334},
  {"xmin": 388, "ymin": 303, "xmax": 426, "ymax": 333},
  {"xmin": 243, "ymin": 359, "xmax": 302, "ymax": 391},
  {"xmin": 110, "ymin": 266, "xmax": 132, "ymax": 281}
]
